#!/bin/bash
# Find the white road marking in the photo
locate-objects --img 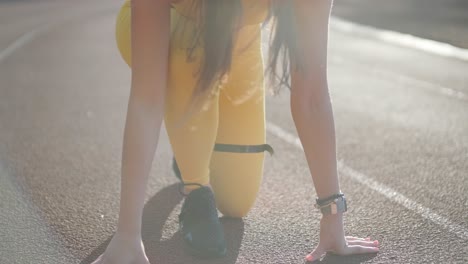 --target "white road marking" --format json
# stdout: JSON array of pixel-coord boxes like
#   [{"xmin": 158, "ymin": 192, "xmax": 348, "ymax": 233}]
[
  {"xmin": 330, "ymin": 56, "xmax": 468, "ymax": 101},
  {"xmin": 0, "ymin": 25, "xmax": 50, "ymax": 63},
  {"xmin": 266, "ymin": 122, "xmax": 468, "ymax": 241},
  {"xmin": 370, "ymin": 68, "xmax": 468, "ymax": 101},
  {"xmin": 331, "ymin": 17, "xmax": 468, "ymax": 62},
  {"xmin": 2, "ymin": 3, "xmax": 467, "ymax": 242}
]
